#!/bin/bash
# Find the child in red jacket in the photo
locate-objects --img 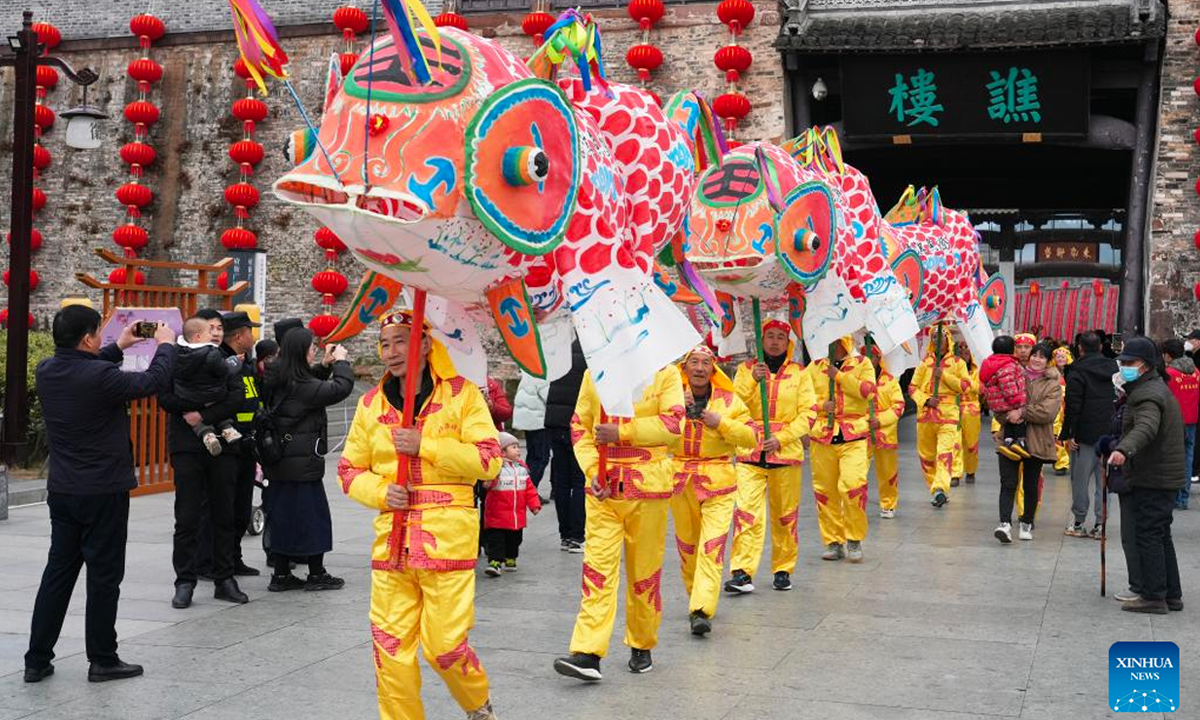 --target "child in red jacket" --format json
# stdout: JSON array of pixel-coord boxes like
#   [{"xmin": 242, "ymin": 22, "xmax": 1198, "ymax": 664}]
[
  {"xmin": 483, "ymin": 432, "xmax": 541, "ymax": 576},
  {"xmin": 980, "ymin": 335, "xmax": 1029, "ymax": 459}
]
